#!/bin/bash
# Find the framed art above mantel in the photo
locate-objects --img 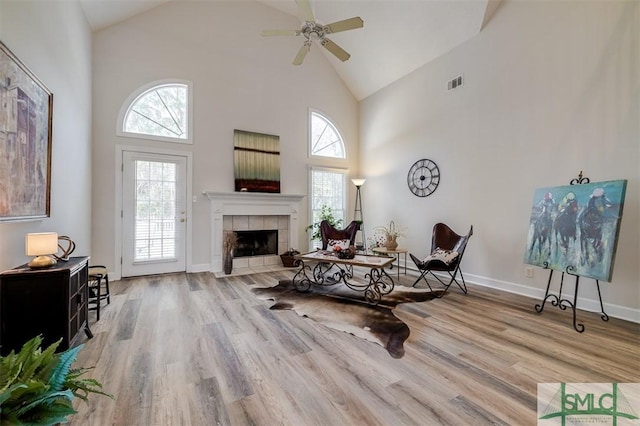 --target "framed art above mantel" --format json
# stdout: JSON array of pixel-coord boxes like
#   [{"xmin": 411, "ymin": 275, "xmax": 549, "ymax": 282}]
[
  {"xmin": 233, "ymin": 129, "xmax": 280, "ymax": 194},
  {"xmin": 0, "ymin": 40, "xmax": 53, "ymax": 221}
]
